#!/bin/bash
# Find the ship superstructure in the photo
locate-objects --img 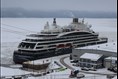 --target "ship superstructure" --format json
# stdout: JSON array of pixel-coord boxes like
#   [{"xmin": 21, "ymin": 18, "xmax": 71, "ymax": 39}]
[{"xmin": 13, "ymin": 18, "xmax": 108, "ymax": 63}]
